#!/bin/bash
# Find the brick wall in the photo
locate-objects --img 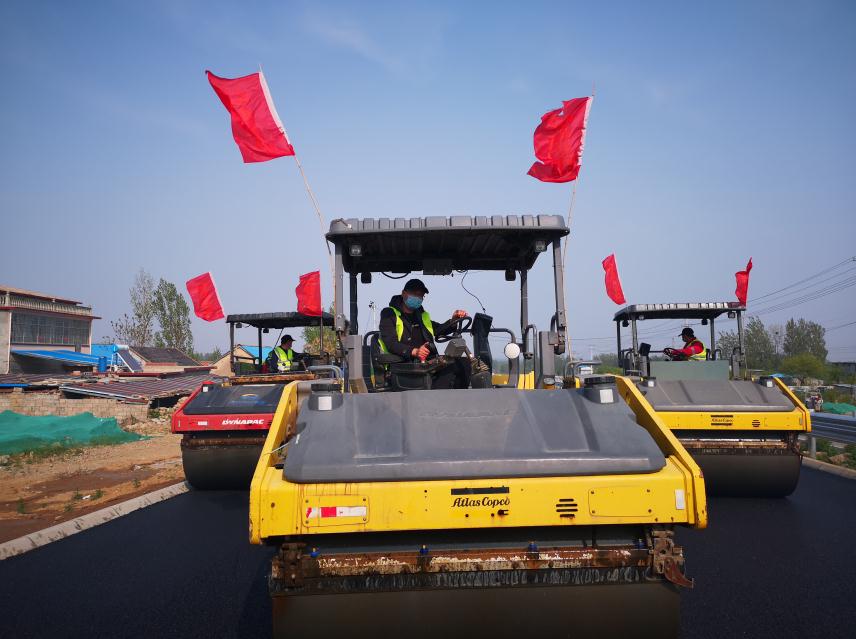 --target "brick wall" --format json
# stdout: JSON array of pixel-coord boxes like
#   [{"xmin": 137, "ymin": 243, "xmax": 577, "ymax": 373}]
[{"xmin": 0, "ymin": 388, "xmax": 149, "ymax": 424}]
